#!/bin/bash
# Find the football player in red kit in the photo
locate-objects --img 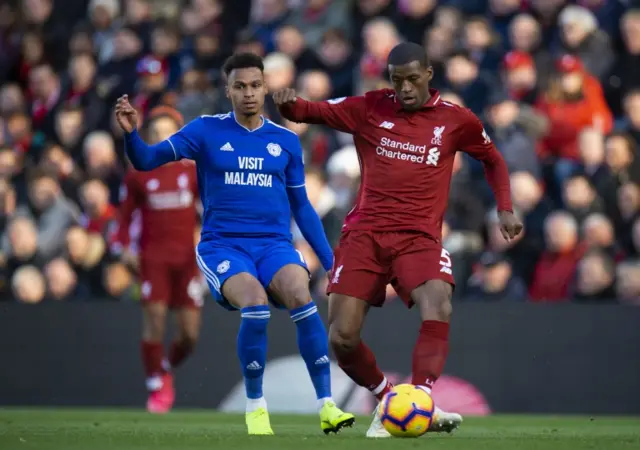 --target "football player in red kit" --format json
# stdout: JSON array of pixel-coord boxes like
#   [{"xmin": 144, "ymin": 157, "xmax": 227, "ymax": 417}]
[
  {"xmin": 274, "ymin": 42, "xmax": 522, "ymax": 437},
  {"xmin": 112, "ymin": 106, "xmax": 203, "ymax": 413}
]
